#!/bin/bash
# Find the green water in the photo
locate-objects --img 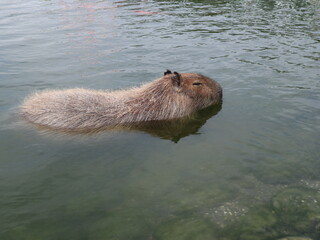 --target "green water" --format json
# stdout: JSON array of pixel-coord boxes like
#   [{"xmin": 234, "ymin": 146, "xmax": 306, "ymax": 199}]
[{"xmin": 0, "ymin": 0, "xmax": 319, "ymax": 239}]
